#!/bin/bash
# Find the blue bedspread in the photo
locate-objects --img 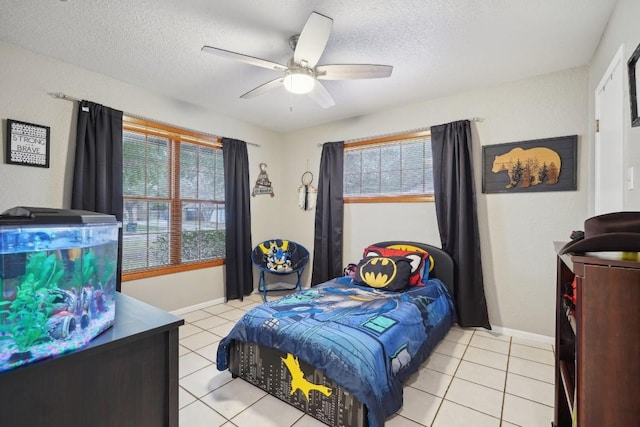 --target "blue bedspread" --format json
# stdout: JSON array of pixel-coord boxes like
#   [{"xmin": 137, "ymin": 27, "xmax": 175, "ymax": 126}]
[{"xmin": 217, "ymin": 278, "xmax": 456, "ymax": 427}]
